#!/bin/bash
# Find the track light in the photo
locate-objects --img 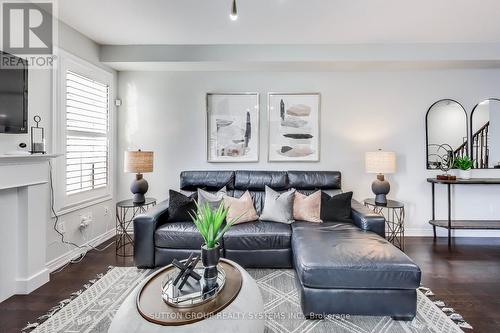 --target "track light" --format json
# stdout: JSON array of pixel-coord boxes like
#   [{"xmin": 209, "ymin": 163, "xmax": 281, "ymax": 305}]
[{"xmin": 230, "ymin": 0, "xmax": 238, "ymax": 21}]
